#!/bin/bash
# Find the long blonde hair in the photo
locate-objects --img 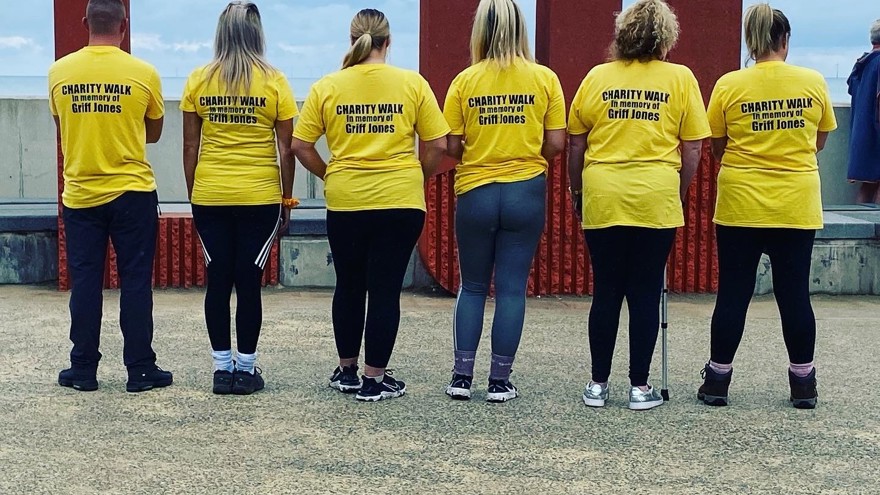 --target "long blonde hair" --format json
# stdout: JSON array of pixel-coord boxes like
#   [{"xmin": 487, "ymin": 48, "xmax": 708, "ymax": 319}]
[
  {"xmin": 743, "ymin": 3, "xmax": 790, "ymax": 62},
  {"xmin": 342, "ymin": 9, "xmax": 390, "ymax": 69},
  {"xmin": 205, "ymin": 1, "xmax": 276, "ymax": 94},
  {"xmin": 470, "ymin": 0, "xmax": 532, "ymax": 67},
  {"xmin": 611, "ymin": 0, "xmax": 679, "ymax": 62}
]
